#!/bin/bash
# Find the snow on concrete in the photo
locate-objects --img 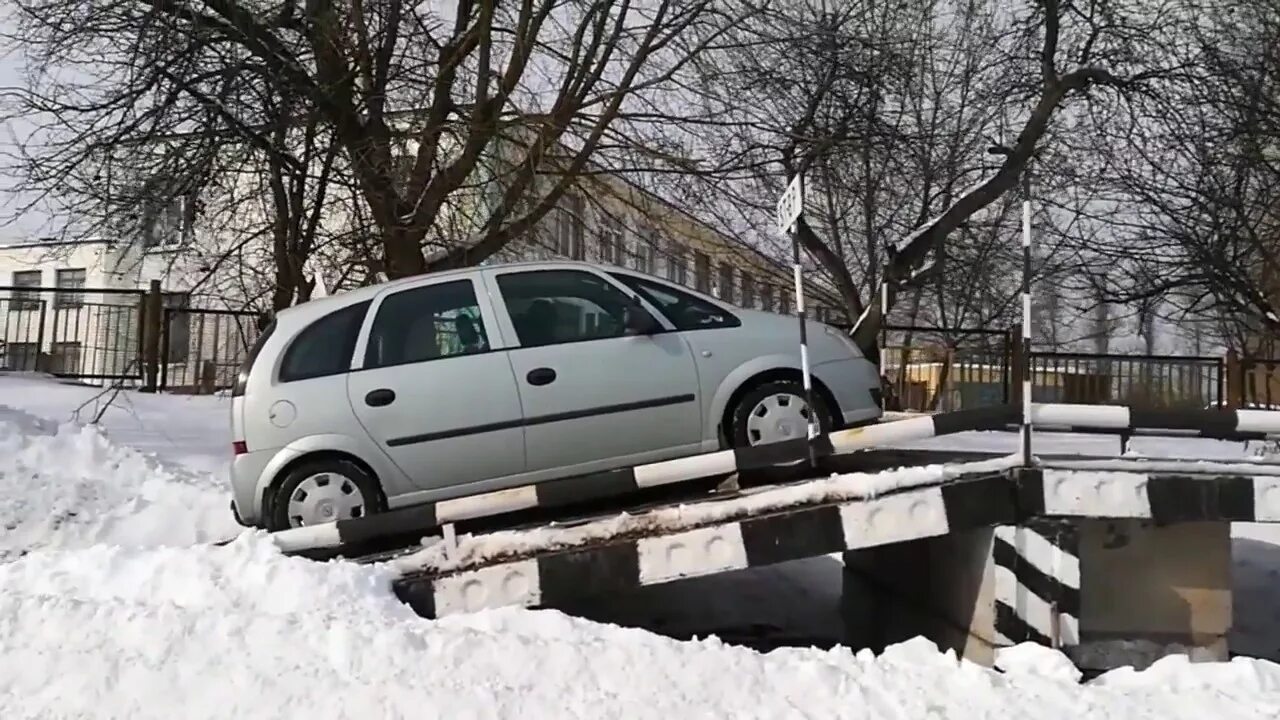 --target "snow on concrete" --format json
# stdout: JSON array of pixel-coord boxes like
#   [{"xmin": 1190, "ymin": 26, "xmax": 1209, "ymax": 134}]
[
  {"xmin": 393, "ymin": 454, "xmax": 1023, "ymax": 575},
  {"xmin": 905, "ymin": 428, "xmax": 1265, "ymax": 461},
  {"xmin": 4, "ymin": 373, "xmax": 1280, "ymax": 717}
]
